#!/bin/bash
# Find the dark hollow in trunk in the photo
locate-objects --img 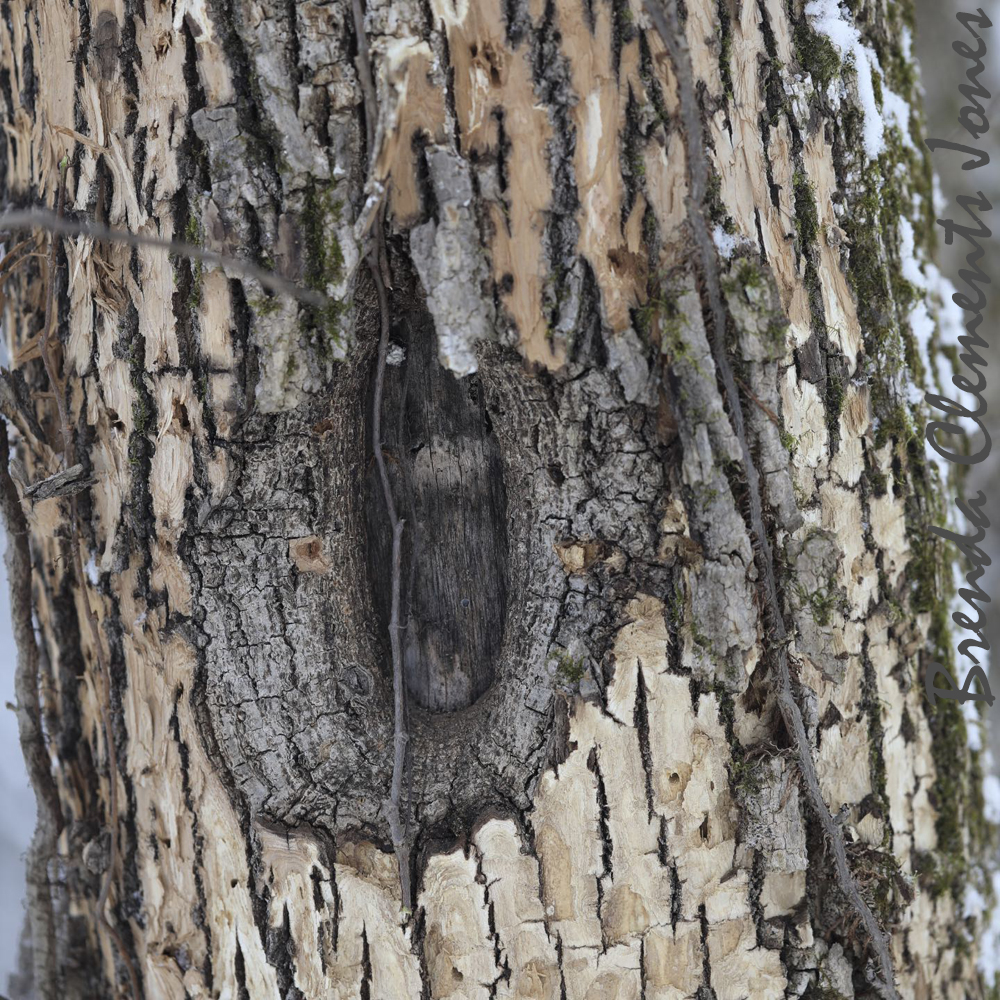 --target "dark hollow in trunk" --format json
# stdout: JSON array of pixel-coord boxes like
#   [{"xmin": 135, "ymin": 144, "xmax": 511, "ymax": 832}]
[{"xmin": 364, "ymin": 293, "xmax": 509, "ymax": 713}]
